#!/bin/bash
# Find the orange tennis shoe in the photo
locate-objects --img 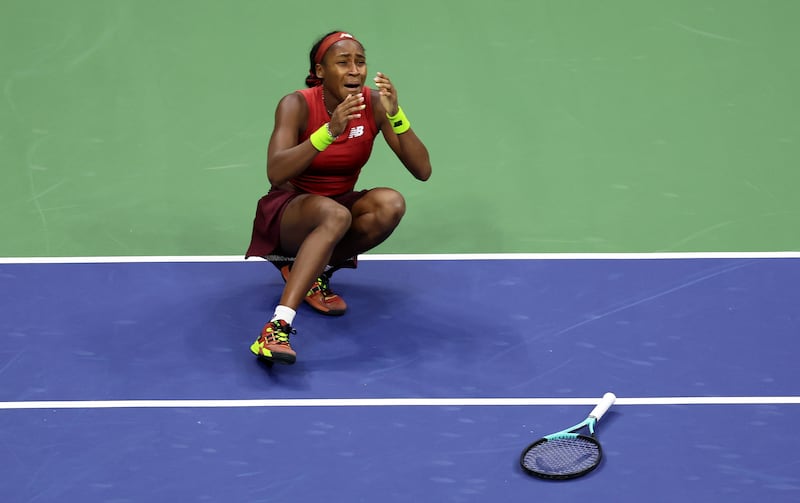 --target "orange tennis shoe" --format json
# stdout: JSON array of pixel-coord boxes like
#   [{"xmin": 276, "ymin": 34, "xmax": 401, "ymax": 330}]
[
  {"xmin": 280, "ymin": 265, "xmax": 347, "ymax": 316},
  {"xmin": 250, "ymin": 319, "xmax": 297, "ymax": 365}
]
